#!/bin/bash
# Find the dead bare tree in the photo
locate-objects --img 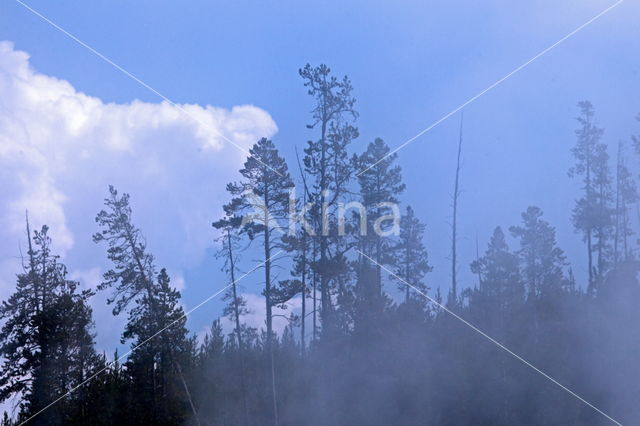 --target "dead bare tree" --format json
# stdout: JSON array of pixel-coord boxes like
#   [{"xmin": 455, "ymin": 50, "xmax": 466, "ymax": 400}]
[{"xmin": 450, "ymin": 113, "xmax": 463, "ymax": 306}]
